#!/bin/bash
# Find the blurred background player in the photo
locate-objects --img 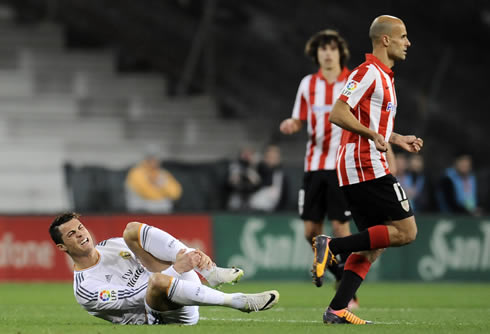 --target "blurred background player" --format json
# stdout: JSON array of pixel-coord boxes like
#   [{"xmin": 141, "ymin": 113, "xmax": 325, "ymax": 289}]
[
  {"xmin": 125, "ymin": 149, "xmax": 182, "ymax": 213},
  {"xmin": 48, "ymin": 212, "xmax": 279, "ymax": 325},
  {"xmin": 437, "ymin": 152, "xmax": 479, "ymax": 215},
  {"xmin": 279, "ymin": 29, "xmax": 358, "ymax": 308},
  {"xmin": 249, "ymin": 144, "xmax": 288, "ymax": 212},
  {"xmin": 226, "ymin": 146, "xmax": 262, "ymax": 210}
]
